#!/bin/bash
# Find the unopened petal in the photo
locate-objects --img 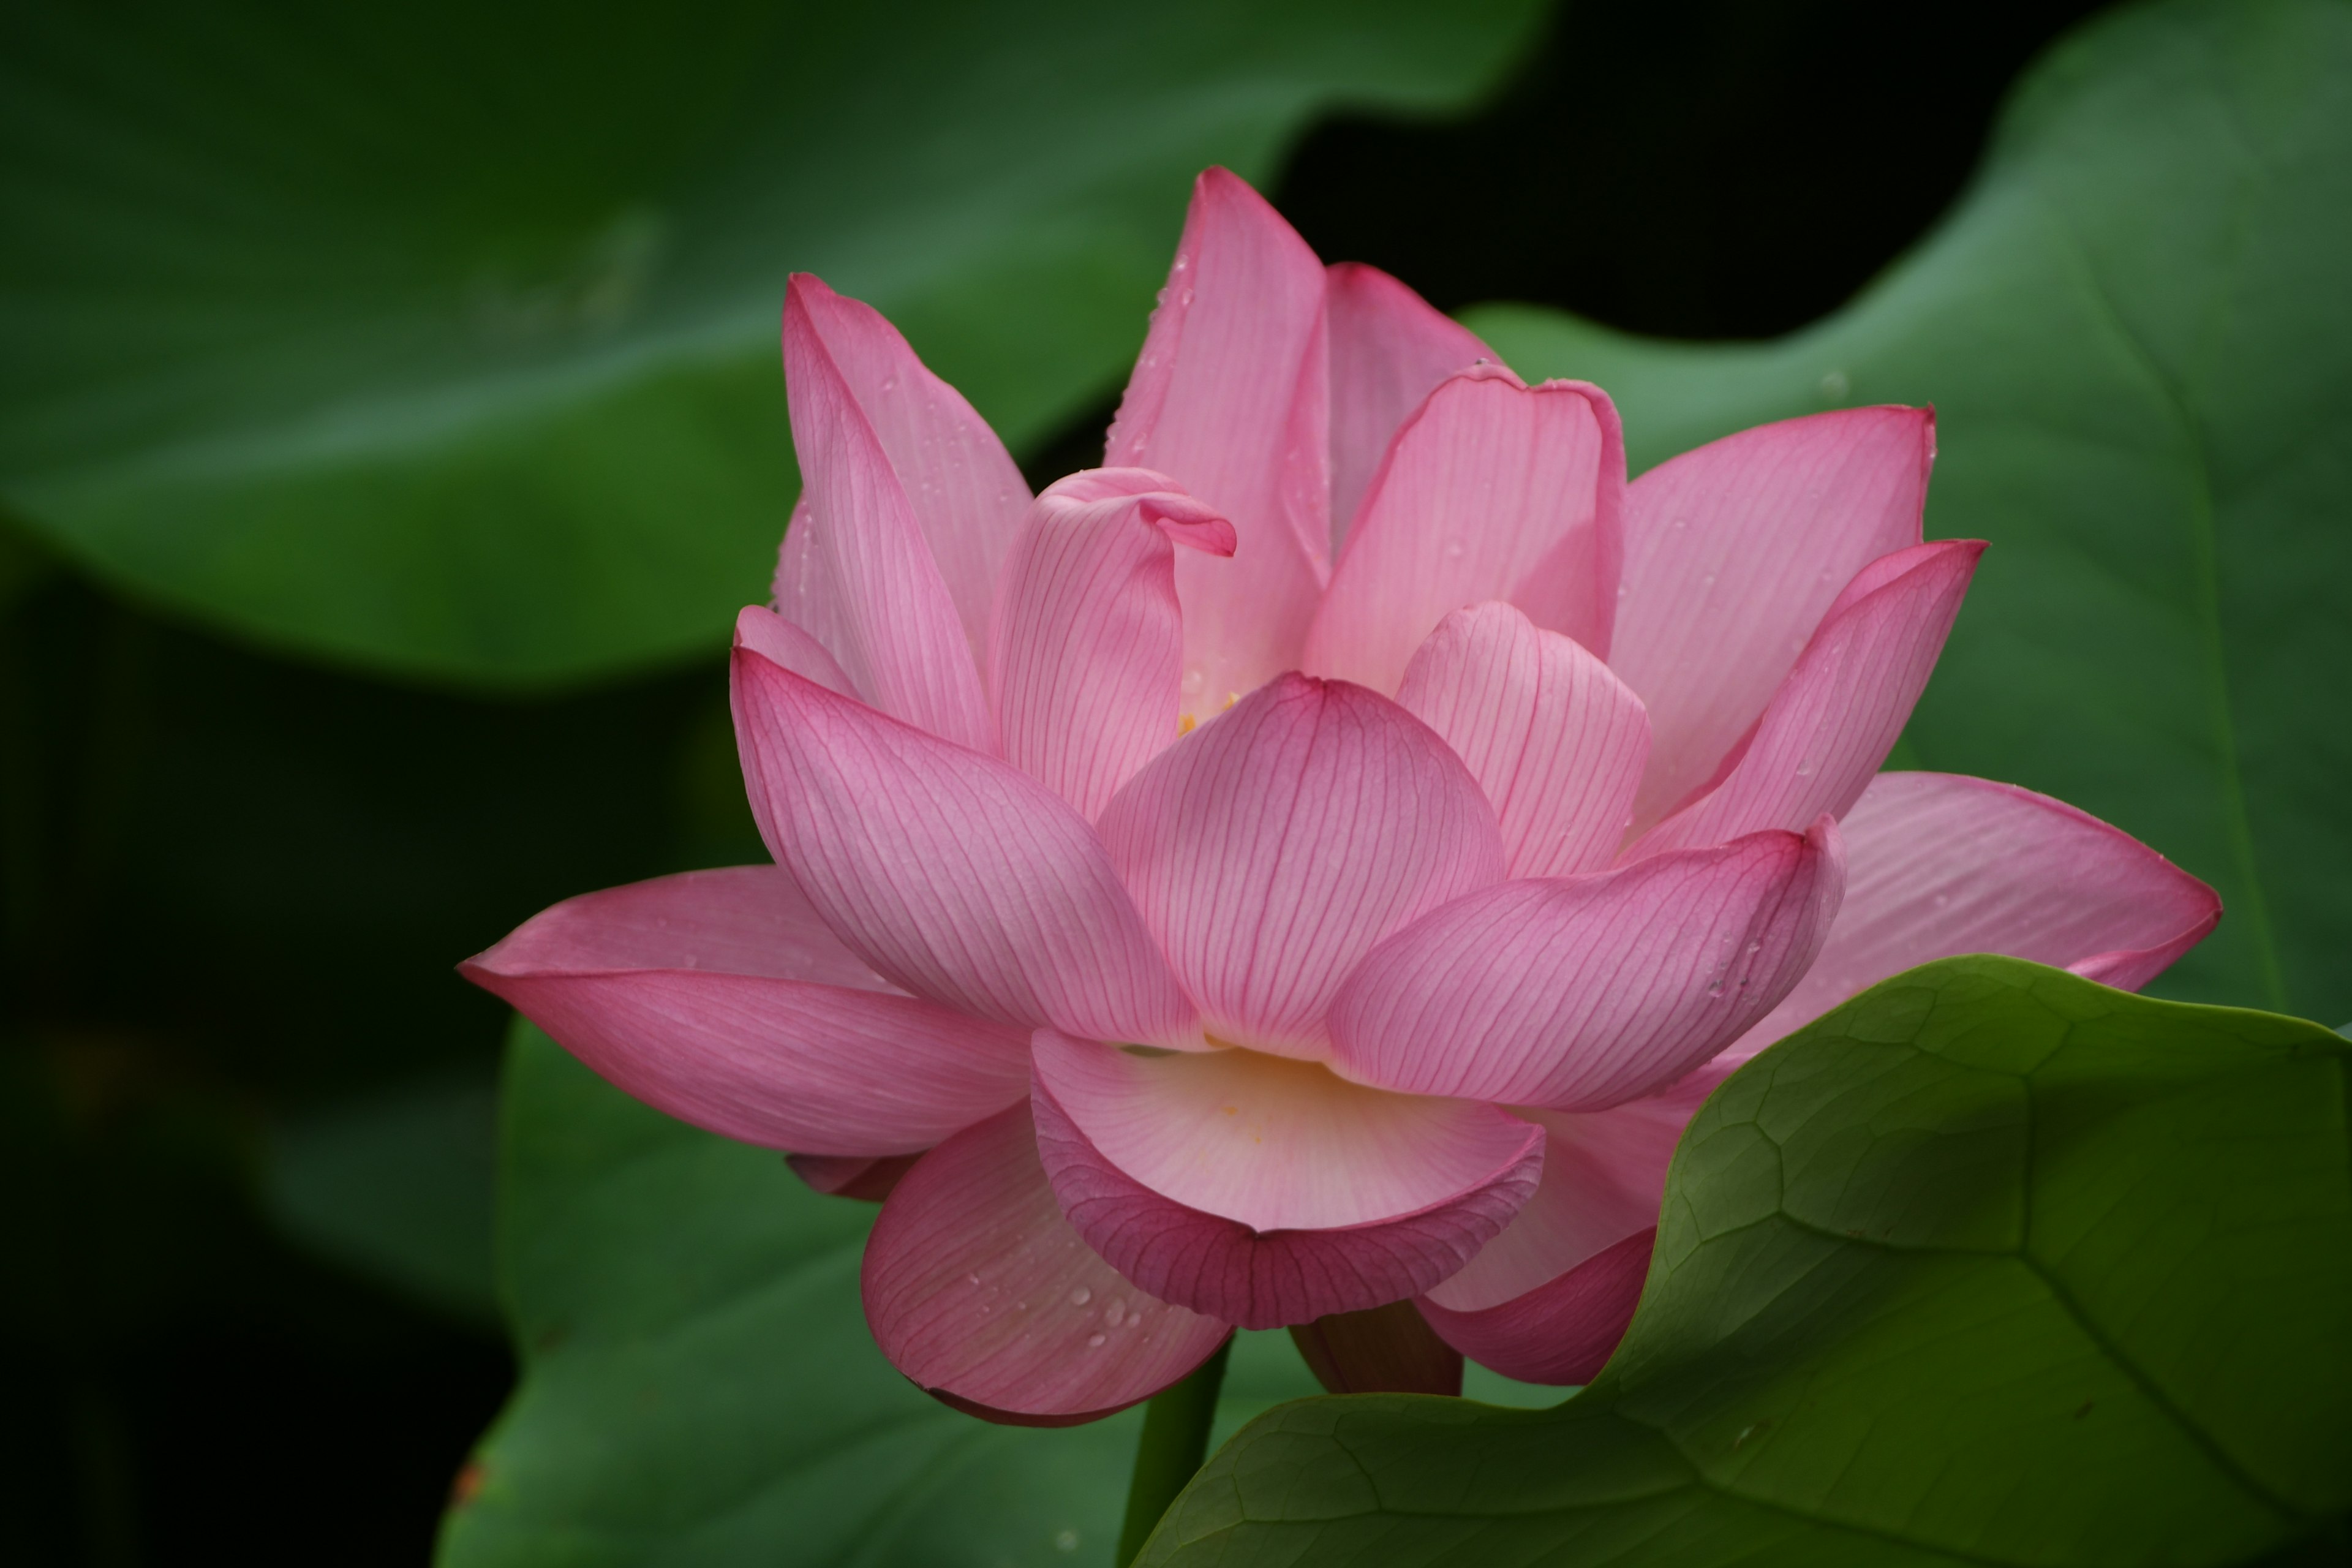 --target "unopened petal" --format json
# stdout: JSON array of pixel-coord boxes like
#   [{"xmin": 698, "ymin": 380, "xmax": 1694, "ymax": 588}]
[
  {"xmin": 991, "ymin": 469, "xmax": 1235, "ymax": 820},
  {"xmin": 1106, "ymin": 168, "xmax": 1329, "ymax": 712}
]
